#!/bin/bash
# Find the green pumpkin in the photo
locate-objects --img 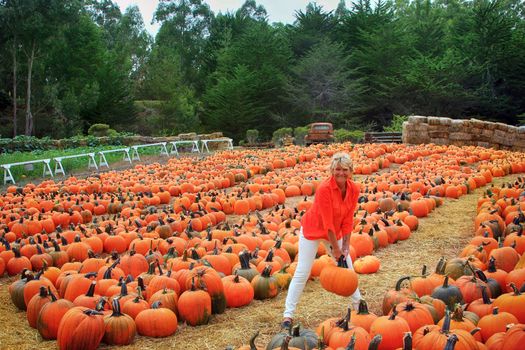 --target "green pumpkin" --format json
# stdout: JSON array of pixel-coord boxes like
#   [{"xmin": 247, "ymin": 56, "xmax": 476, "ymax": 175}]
[{"xmin": 266, "ymin": 324, "xmax": 318, "ymax": 350}]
